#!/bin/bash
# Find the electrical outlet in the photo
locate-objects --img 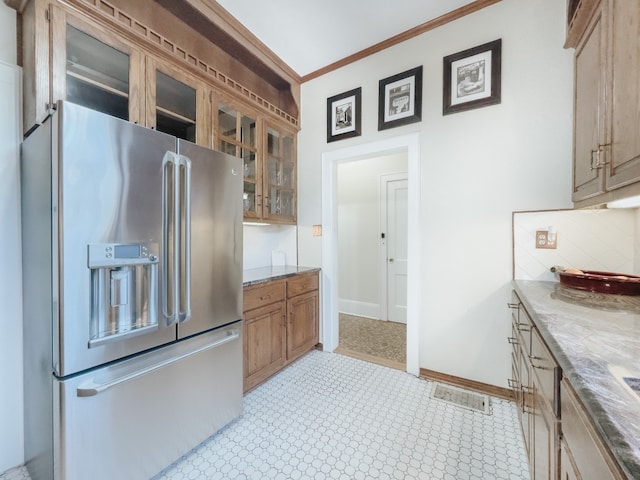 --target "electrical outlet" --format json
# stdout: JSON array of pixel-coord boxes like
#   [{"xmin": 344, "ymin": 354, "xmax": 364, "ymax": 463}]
[{"xmin": 535, "ymin": 230, "xmax": 557, "ymax": 249}]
